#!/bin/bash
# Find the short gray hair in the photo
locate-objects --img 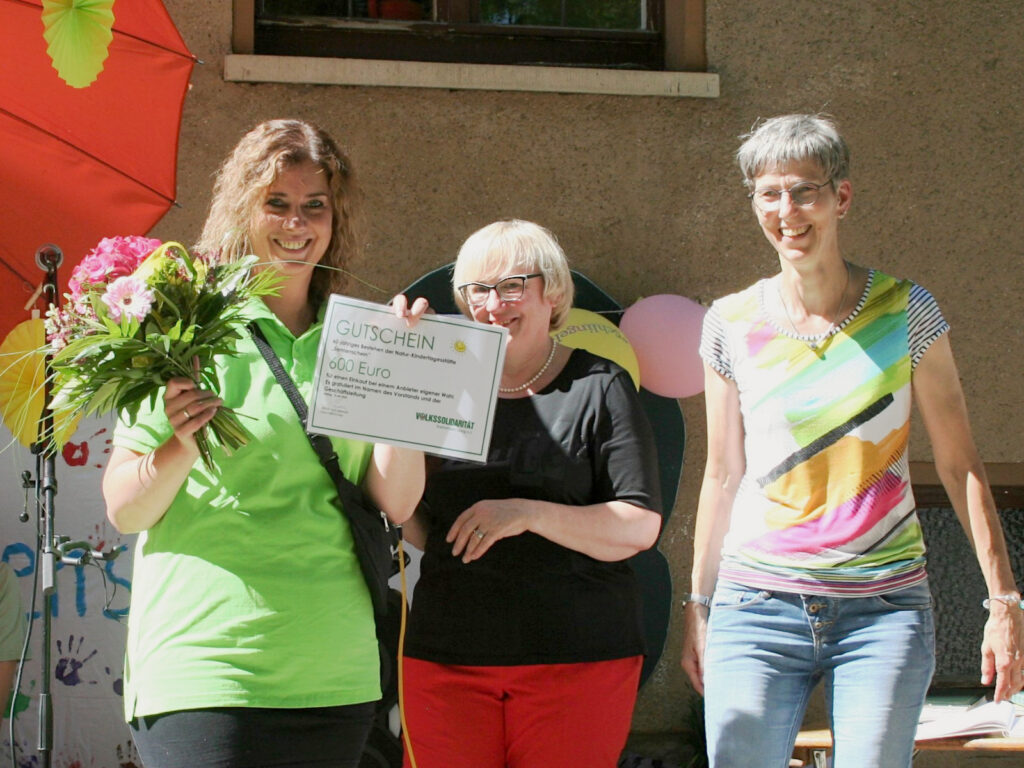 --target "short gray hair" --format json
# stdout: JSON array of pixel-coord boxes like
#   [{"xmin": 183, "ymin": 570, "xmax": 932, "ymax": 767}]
[{"xmin": 736, "ymin": 114, "xmax": 850, "ymax": 190}]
